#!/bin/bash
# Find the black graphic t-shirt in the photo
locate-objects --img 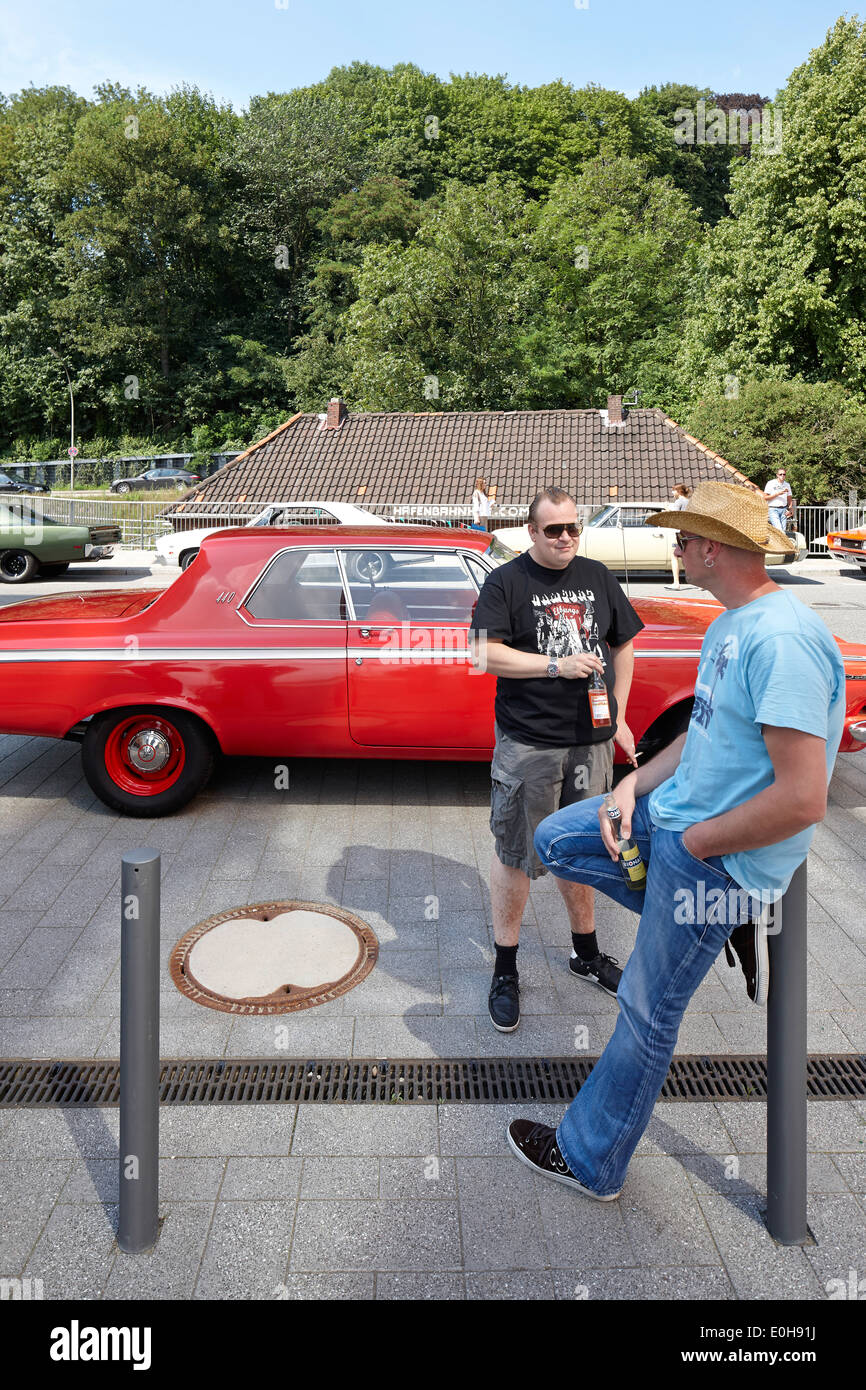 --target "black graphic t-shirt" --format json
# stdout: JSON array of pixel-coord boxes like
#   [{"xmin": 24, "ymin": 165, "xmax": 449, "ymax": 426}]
[{"xmin": 470, "ymin": 552, "xmax": 644, "ymax": 747}]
